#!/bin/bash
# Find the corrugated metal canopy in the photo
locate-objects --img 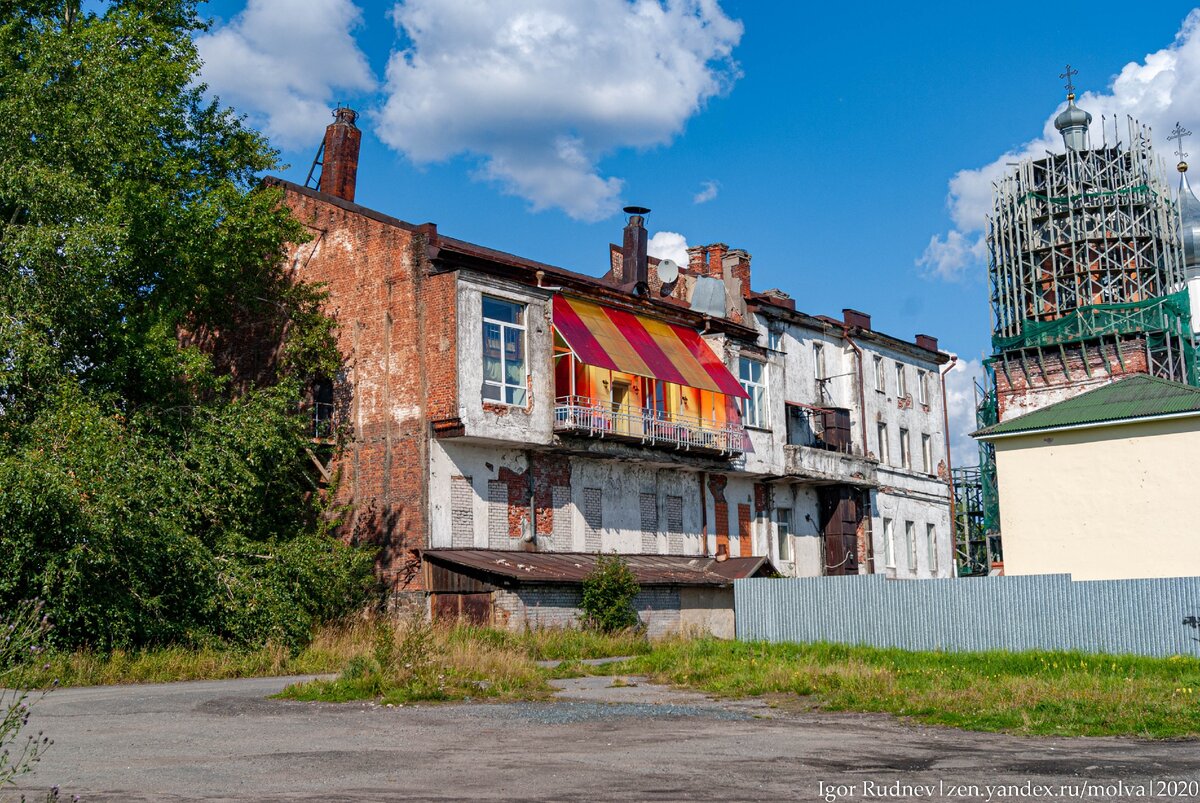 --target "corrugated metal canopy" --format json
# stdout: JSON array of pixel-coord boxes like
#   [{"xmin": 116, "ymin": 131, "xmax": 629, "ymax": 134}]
[
  {"xmin": 424, "ymin": 549, "xmax": 773, "ymax": 587},
  {"xmin": 975, "ymin": 374, "xmax": 1200, "ymax": 438},
  {"xmin": 553, "ymin": 295, "xmax": 748, "ymax": 398}
]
